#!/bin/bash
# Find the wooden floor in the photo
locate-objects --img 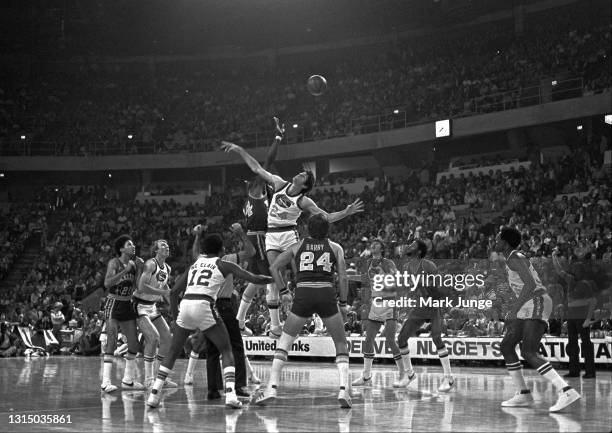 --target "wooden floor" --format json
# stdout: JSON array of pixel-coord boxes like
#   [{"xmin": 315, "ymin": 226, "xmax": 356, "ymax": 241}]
[{"xmin": 0, "ymin": 356, "xmax": 609, "ymax": 432}]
